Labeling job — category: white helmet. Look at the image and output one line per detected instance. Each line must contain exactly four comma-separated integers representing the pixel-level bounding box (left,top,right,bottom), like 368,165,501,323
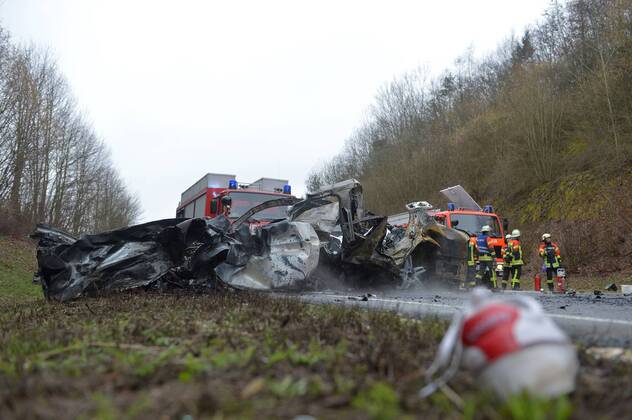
512,229,521,238
542,233,551,241
505,234,512,240
481,225,491,233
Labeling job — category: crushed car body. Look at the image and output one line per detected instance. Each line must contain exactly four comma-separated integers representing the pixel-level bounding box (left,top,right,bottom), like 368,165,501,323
289,180,468,288
32,179,468,301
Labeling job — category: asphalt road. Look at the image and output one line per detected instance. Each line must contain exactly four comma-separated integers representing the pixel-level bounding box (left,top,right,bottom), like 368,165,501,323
287,288,632,347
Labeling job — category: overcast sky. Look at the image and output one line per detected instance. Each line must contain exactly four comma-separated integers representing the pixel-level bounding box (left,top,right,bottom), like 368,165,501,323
1,0,551,221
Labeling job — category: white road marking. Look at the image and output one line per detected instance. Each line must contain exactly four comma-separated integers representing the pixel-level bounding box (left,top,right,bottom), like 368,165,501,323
304,293,632,327
548,313,632,326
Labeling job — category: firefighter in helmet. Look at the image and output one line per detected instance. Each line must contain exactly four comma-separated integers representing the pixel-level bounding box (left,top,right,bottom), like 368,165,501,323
501,234,513,290
465,238,478,289
539,233,562,291
510,229,524,290
221,195,232,217
475,225,497,289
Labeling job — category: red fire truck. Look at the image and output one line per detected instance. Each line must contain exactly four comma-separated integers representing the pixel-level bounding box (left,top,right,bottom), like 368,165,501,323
387,186,508,271
435,186,508,266
434,208,506,261
176,173,294,222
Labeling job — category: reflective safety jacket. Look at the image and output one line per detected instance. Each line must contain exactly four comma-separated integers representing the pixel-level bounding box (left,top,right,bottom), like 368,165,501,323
510,239,524,266
503,240,514,264
467,239,477,267
539,242,561,268
476,233,494,261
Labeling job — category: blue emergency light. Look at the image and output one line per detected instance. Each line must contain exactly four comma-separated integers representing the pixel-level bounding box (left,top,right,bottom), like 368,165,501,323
228,179,238,189
483,205,494,213
447,202,456,211
283,184,292,194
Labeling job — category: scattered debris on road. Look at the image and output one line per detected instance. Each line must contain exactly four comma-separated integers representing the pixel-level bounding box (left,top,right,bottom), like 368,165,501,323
605,283,618,292
348,293,377,302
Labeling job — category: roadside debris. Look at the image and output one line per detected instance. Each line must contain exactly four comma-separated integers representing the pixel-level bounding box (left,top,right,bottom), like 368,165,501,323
623,285,632,296
586,347,632,363
31,179,469,301
594,290,603,296
605,283,618,292
348,293,377,301
420,288,578,401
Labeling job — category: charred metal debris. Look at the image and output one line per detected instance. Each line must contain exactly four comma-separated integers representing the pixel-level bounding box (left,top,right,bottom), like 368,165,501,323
31,179,468,301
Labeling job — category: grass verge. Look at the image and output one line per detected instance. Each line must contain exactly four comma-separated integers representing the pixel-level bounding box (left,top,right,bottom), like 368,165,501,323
2,236,631,418
0,235,40,302
1,291,631,419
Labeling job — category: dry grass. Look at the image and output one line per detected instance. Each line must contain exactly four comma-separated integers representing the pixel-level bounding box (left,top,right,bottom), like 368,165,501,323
0,235,40,301
2,237,632,419
0,291,631,419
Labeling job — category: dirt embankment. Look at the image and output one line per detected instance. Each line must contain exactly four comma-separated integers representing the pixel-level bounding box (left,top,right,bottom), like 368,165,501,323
499,169,632,280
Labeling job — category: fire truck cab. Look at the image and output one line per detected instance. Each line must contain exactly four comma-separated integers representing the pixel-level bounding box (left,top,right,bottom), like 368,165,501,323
435,185,509,265
433,205,507,263
176,173,294,222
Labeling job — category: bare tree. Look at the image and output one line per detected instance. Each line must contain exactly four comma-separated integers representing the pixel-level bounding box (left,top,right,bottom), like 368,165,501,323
0,26,141,236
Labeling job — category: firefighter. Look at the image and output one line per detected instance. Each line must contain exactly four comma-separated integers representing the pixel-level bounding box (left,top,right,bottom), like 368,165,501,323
539,233,562,291
510,229,524,290
501,234,513,290
475,225,497,289
221,196,232,217
465,238,478,289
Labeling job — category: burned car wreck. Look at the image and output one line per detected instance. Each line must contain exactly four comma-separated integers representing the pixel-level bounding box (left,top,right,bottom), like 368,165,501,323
32,179,468,301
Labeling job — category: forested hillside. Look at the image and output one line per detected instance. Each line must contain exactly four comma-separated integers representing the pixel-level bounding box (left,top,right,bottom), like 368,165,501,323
308,0,632,274
0,26,140,237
